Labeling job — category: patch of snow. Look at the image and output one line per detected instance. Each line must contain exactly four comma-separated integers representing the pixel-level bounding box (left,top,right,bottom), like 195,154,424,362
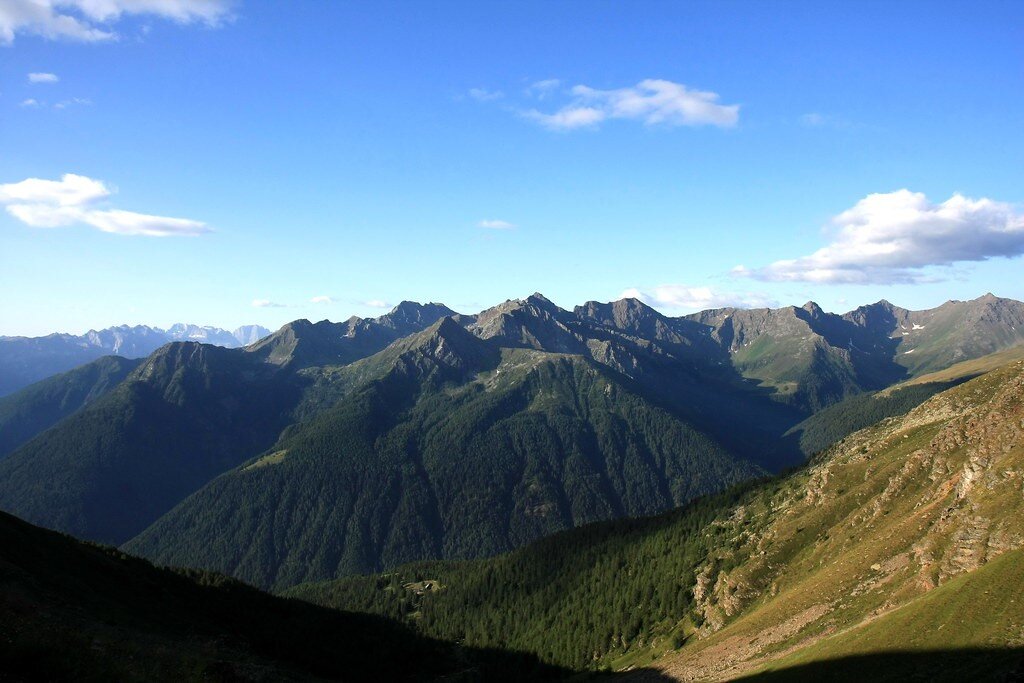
904,349,915,354
902,332,909,336
912,324,925,330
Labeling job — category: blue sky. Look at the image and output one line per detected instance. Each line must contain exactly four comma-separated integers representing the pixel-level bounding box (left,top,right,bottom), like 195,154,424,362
1,0,1022,336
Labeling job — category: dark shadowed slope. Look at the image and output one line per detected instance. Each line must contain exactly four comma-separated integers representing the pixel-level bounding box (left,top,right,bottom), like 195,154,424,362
0,510,581,683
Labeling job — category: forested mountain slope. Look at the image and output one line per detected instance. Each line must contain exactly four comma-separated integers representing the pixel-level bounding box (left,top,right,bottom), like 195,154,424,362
0,355,141,459
0,343,301,544
0,303,455,545
126,318,758,588
287,358,1024,680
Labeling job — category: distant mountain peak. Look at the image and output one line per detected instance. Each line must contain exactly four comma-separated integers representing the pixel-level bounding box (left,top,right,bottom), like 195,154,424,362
389,300,424,316
524,292,557,308
800,301,823,315
576,297,666,332
976,292,1000,303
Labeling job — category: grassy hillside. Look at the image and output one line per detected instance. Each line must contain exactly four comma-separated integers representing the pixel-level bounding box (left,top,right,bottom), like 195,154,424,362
736,549,1024,681
885,341,1024,389
652,358,1024,681
287,358,1024,680
0,510,577,683
127,321,759,589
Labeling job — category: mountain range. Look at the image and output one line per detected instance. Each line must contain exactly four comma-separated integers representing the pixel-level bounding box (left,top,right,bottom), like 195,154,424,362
2,324,1021,680
1,291,1024,680
0,323,272,396
0,292,1022,595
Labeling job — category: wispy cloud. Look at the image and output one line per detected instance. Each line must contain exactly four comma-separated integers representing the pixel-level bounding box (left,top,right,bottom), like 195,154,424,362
364,299,390,309
734,190,1024,284
17,96,93,110
800,112,825,126
54,97,92,109
252,299,286,308
525,79,560,98
799,112,851,129
477,219,516,230
0,173,209,237
468,87,503,102
310,295,333,304
524,79,739,131
621,285,776,312
0,0,234,45
27,72,58,83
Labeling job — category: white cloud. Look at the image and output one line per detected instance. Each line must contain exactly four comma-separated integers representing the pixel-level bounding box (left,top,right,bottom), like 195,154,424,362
0,173,108,205
0,0,233,44
0,173,209,237
19,98,39,107
310,295,333,304
252,299,285,308
525,79,739,131
800,112,825,126
525,106,604,130
364,299,390,309
477,219,516,230
526,79,560,98
621,285,777,313
468,87,503,102
735,190,1024,285
27,72,58,83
